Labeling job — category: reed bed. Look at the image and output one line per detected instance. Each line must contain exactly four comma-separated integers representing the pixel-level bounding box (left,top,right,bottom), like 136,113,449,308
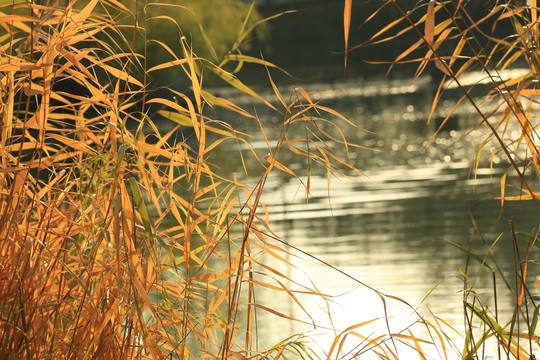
0,0,437,359
343,0,540,358
7,0,540,359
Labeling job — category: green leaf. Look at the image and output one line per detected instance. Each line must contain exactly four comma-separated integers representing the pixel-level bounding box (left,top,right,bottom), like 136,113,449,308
530,305,540,335
128,177,153,241
208,64,276,110
141,112,166,143
112,144,126,178
223,54,292,77
444,239,493,271
237,0,256,43
466,303,501,331
155,234,179,273
128,178,180,270
157,110,194,127
516,231,540,249
199,23,219,63
466,302,531,357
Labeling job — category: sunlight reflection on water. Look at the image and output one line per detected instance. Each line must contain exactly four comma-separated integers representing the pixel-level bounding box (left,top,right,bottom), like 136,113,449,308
247,165,538,359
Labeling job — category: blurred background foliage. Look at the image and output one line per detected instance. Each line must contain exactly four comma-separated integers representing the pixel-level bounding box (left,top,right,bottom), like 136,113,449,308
127,0,269,90
0,1,510,87
43,0,269,91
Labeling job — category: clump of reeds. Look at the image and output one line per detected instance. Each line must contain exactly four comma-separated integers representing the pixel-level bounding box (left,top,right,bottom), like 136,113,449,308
343,0,540,358
0,0,411,359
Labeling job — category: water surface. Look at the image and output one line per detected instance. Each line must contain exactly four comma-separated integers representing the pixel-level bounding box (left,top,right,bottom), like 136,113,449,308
205,73,540,358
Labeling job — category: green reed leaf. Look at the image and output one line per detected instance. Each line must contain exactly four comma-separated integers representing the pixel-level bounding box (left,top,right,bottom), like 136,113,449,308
157,110,194,127
466,303,501,331
199,23,219,63
444,239,493,271
223,54,292,76
466,302,531,357
516,231,540,249
128,177,153,241
238,0,255,43
155,234,179,273
208,64,276,110
530,305,540,335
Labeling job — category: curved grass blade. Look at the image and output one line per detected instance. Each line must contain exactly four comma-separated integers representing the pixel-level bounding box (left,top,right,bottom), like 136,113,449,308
443,238,493,271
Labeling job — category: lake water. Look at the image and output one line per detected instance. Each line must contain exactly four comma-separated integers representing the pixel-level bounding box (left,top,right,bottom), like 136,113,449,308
202,72,540,359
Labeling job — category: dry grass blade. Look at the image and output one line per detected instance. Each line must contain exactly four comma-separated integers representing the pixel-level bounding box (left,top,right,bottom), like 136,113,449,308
425,1,435,57
338,0,540,359
0,0,449,359
344,0,352,68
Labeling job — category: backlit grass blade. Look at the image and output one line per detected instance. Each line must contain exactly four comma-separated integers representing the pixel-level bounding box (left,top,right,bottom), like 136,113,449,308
516,231,540,249
444,239,493,271
344,0,352,67
530,305,540,335
237,0,256,48
425,0,435,48
200,88,255,118
157,109,194,127
198,23,219,63
147,58,190,73
208,64,276,110
128,177,153,241
466,303,531,359
232,9,296,53
222,54,292,77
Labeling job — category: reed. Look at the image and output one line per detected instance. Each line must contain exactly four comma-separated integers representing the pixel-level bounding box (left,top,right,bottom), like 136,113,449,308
0,1,417,359
343,0,540,358
9,0,535,359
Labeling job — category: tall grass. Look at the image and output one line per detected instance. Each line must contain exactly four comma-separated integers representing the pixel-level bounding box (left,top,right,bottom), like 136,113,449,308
0,1,437,359
10,0,540,359
343,0,540,358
